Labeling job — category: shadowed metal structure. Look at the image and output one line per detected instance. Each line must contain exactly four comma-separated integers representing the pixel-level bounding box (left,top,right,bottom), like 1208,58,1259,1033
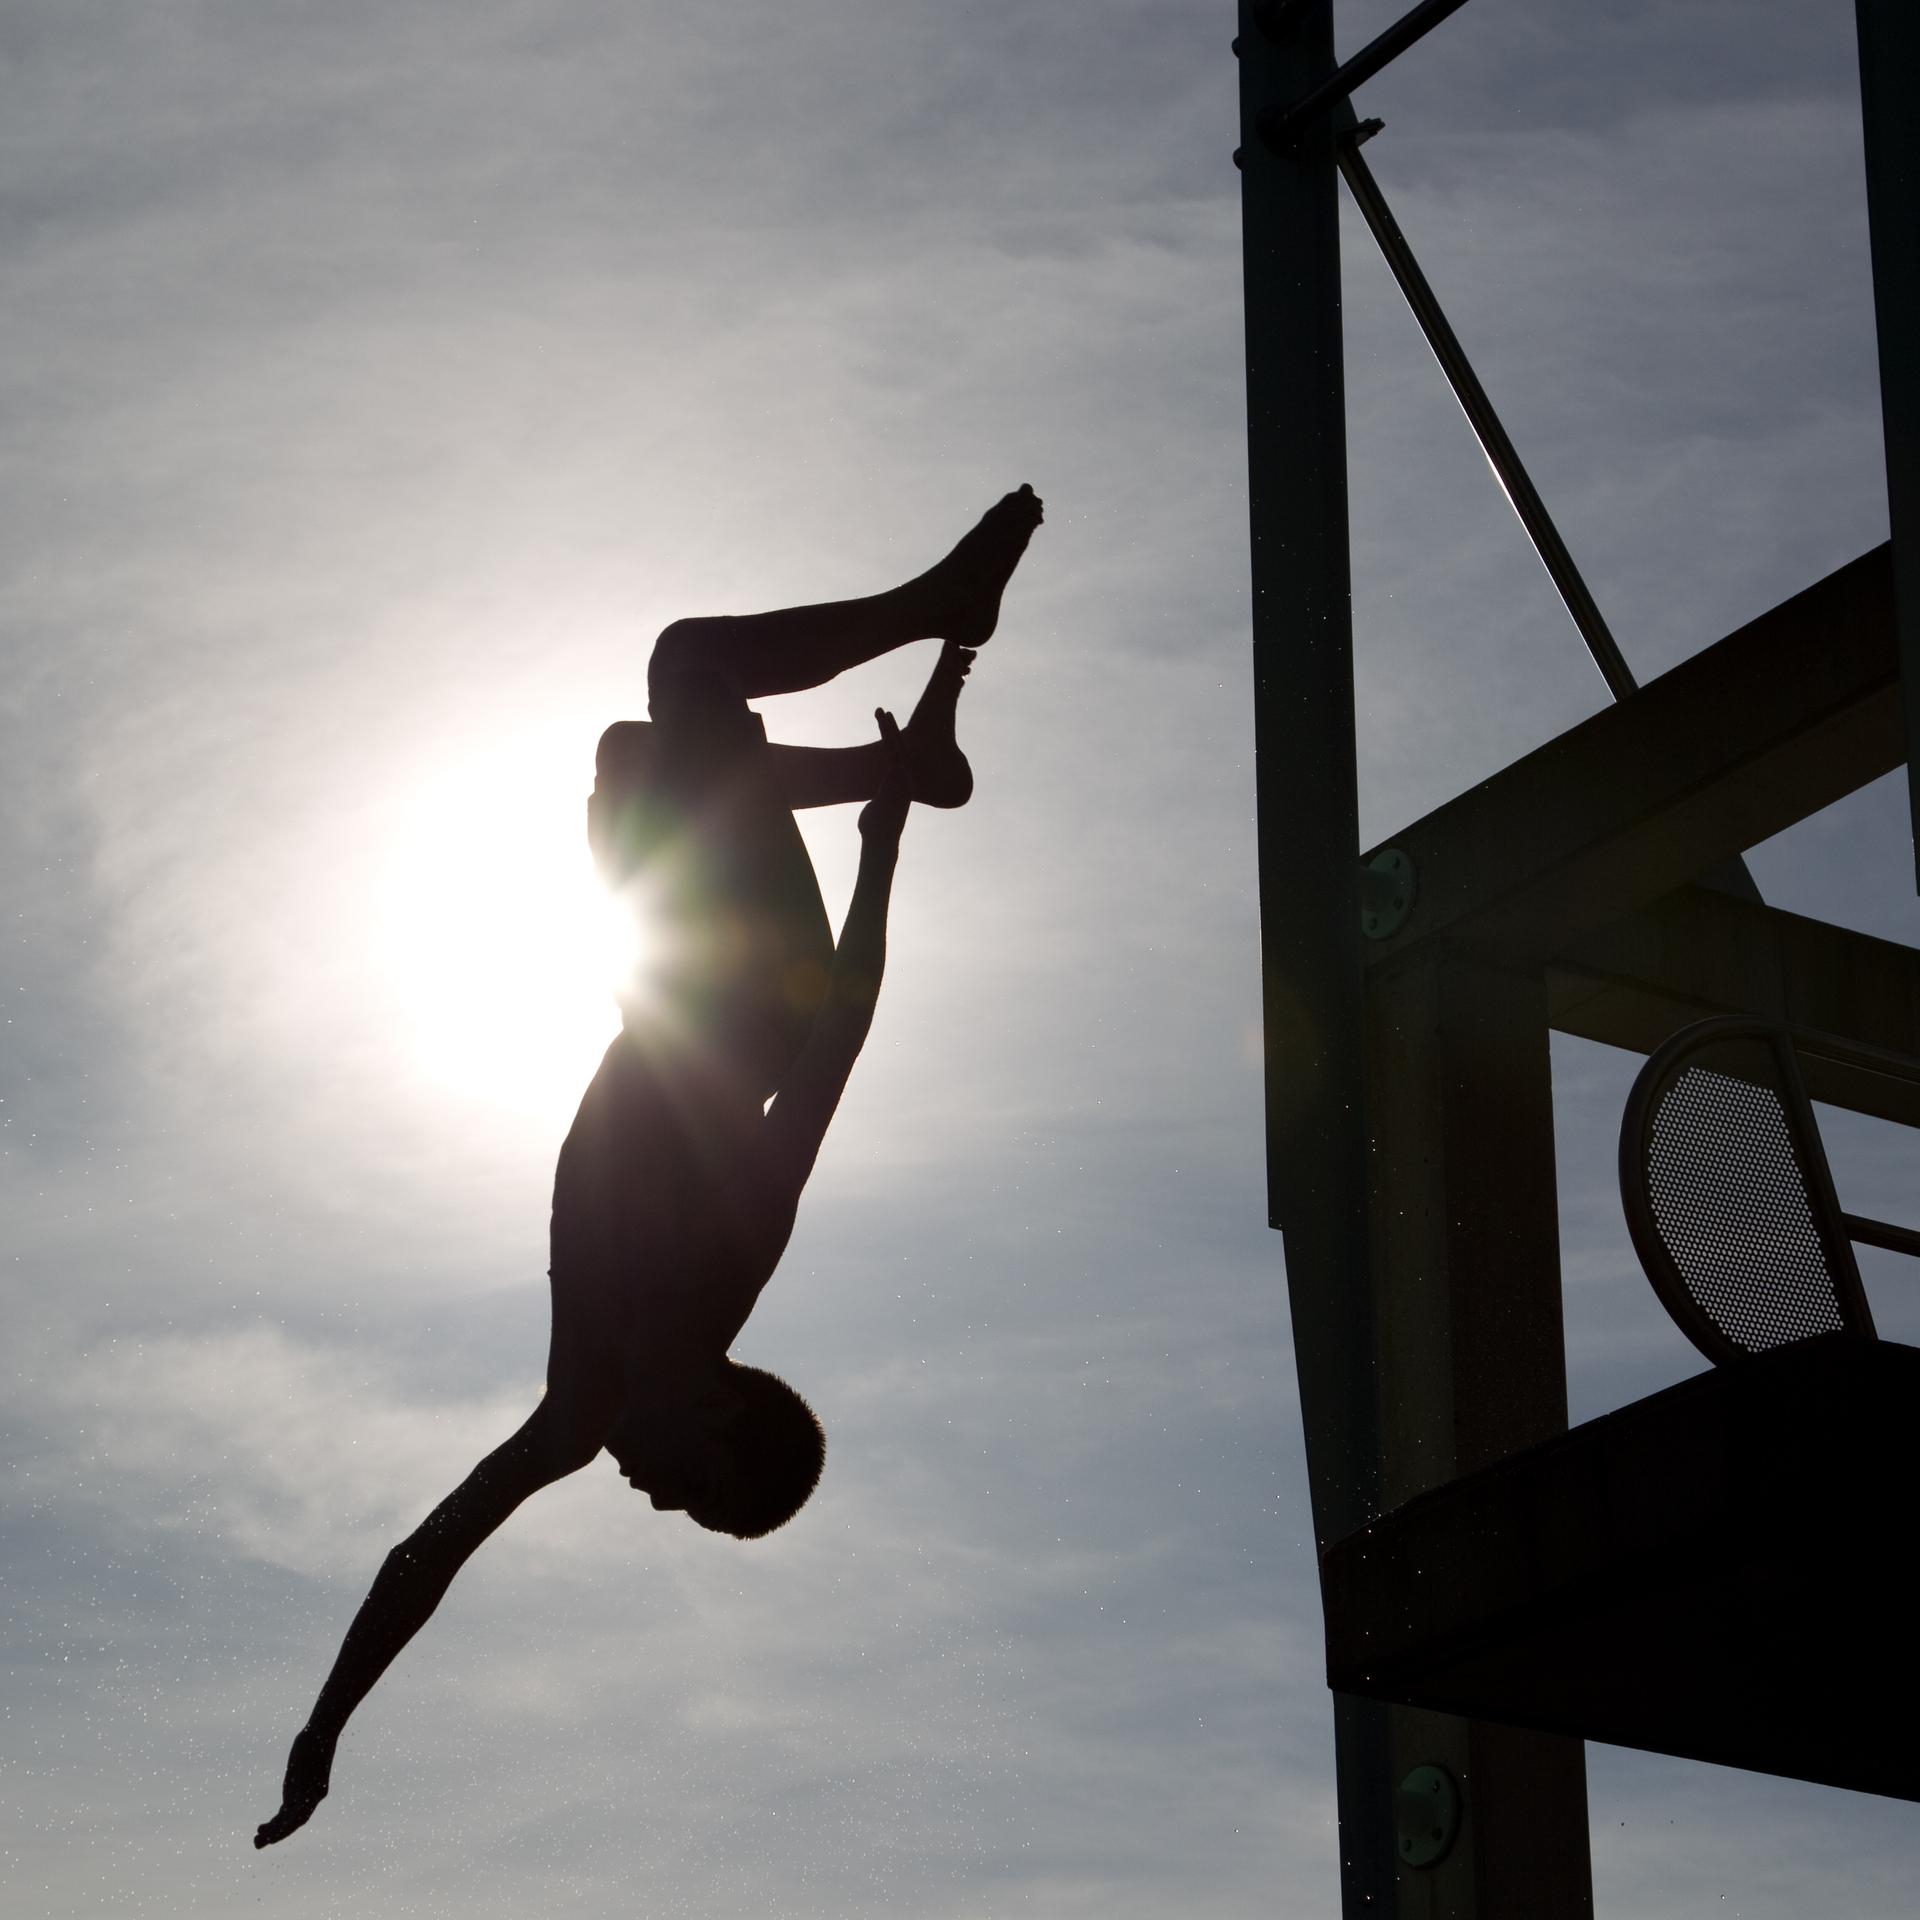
1236,3,1920,1911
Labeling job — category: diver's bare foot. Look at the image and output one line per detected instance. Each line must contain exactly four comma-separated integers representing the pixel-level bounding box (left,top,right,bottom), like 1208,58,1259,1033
902,485,1044,649
903,643,976,809
254,1724,335,1848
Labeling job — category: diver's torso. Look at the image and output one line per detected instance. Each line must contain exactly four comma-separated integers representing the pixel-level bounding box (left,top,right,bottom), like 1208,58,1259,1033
549,1033,775,1360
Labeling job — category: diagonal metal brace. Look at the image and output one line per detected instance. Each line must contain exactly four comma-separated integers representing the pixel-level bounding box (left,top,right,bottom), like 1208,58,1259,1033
1259,0,1474,151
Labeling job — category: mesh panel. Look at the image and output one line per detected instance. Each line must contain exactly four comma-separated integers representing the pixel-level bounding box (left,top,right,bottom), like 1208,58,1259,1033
1644,1055,1850,1355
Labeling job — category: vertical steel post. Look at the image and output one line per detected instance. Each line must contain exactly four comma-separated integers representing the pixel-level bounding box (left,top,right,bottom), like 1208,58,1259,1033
1236,0,1373,1560
1240,7,1593,1909
1366,959,1595,1914
1855,0,1920,888
1236,3,1392,1909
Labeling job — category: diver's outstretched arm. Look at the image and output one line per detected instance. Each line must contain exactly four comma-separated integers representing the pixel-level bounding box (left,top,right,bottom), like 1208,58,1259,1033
253,1395,608,1848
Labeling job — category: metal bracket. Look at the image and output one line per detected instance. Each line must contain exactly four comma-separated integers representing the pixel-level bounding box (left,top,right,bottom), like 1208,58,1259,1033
1360,847,1417,941
1395,1763,1460,1869
1261,0,1474,151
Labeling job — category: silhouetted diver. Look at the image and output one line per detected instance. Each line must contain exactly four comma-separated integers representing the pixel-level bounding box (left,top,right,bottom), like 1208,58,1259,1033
255,485,1044,1846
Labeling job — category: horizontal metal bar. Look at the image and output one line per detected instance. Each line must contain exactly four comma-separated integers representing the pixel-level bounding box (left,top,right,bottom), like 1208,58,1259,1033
1548,886,1920,1125
1363,545,1897,967
1260,0,1473,149
1845,1213,1920,1260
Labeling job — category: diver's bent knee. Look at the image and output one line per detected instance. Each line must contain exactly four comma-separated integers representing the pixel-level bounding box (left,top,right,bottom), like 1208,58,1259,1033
648,617,721,685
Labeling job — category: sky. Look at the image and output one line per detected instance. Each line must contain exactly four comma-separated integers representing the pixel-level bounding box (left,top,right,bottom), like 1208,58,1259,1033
2,1,1914,1914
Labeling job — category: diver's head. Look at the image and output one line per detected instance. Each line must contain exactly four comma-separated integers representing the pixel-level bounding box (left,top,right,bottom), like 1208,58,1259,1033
608,1361,825,1541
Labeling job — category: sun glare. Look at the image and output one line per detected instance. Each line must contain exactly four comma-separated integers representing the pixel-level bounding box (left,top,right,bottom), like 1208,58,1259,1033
372,741,638,1128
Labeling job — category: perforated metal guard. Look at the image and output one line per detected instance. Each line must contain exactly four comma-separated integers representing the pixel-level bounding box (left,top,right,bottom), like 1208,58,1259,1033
1643,1059,1850,1356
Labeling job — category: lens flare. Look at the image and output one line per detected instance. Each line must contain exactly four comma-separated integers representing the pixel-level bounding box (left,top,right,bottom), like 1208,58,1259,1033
372,744,635,1127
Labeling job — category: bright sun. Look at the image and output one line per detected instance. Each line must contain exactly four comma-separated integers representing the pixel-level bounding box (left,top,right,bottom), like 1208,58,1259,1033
371,736,638,1127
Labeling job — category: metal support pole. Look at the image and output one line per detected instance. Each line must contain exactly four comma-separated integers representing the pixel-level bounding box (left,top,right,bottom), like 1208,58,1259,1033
1236,0,1374,1550
1236,4,1393,1910
1242,9,1598,1910
1854,0,1920,890
1366,959,1595,1915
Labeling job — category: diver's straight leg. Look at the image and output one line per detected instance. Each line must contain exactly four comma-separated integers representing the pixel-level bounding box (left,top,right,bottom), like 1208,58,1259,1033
650,486,1041,702
755,717,912,1208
